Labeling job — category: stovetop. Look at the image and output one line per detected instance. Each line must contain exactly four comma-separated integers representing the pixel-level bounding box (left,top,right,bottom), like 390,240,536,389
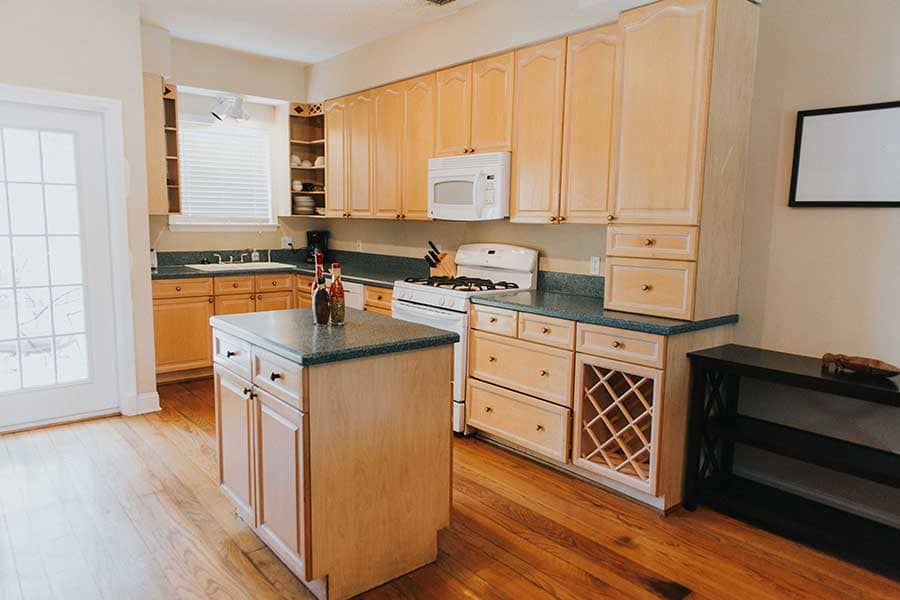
403,276,520,292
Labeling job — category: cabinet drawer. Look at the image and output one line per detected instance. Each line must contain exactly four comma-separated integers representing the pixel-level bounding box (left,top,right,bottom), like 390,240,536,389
467,379,569,463
517,313,575,350
296,274,315,297
576,323,666,369
152,277,213,299
470,305,517,337
255,273,294,293
604,258,696,320
469,330,573,408
252,347,306,412
607,225,699,261
364,286,393,311
215,276,254,296
213,329,252,380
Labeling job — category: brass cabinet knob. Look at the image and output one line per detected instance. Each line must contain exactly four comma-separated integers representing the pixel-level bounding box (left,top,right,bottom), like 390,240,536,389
535,424,545,432
233,282,239,288
641,284,652,292
488,356,497,363
549,215,558,223
377,295,383,301
401,214,407,220
558,216,567,223
541,327,550,334
175,286,182,292
643,238,655,247
484,406,493,413
539,370,549,377
272,281,278,286
208,297,214,303
489,316,498,324
257,295,263,300
607,214,616,222
611,340,622,349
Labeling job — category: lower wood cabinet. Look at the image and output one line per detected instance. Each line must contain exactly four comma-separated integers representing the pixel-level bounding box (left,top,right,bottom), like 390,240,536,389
152,295,214,373
255,291,294,312
216,294,257,316
214,366,255,525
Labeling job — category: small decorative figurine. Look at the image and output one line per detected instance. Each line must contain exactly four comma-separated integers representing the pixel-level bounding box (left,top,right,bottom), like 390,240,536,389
822,353,900,378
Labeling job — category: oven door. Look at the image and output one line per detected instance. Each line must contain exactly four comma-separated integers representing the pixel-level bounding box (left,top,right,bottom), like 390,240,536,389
391,299,469,432
428,171,487,221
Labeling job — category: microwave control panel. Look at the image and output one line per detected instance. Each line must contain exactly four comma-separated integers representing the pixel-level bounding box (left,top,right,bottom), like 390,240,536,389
484,174,496,206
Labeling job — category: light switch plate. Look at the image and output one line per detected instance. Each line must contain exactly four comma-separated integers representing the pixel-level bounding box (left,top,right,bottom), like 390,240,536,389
356,240,363,251
589,256,601,275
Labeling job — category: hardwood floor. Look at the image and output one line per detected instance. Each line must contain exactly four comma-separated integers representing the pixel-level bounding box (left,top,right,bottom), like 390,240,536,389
0,380,897,599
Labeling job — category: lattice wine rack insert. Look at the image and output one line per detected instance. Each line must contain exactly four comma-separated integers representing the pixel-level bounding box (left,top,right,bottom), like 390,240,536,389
574,359,660,492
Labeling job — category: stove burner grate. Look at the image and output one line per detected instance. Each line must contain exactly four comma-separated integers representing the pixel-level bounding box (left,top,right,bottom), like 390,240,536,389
403,276,520,292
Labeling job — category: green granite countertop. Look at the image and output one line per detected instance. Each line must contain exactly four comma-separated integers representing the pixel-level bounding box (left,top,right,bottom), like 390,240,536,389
152,264,400,288
210,308,459,366
471,291,738,336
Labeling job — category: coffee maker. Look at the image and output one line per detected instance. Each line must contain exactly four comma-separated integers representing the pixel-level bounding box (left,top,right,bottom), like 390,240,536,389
305,230,330,264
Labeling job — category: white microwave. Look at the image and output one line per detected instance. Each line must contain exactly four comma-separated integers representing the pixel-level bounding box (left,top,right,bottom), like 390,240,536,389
427,151,510,221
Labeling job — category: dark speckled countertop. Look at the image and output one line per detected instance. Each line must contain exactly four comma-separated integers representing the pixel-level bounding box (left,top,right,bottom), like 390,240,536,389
471,291,738,336
211,308,459,366
152,263,406,288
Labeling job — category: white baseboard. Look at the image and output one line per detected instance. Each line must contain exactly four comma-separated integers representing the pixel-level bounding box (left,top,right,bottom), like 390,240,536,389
123,391,161,416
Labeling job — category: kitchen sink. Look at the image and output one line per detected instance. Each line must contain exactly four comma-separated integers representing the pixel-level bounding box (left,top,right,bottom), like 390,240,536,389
185,262,296,272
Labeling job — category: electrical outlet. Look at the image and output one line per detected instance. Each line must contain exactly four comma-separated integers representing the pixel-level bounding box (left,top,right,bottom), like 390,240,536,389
589,256,601,275
281,236,293,249
356,240,363,251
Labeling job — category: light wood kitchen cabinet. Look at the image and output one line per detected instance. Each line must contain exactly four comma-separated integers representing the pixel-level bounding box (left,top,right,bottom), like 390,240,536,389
255,291,294,312
611,0,715,225
296,274,314,308
604,257,697,320
401,74,436,220
371,84,404,219
434,64,472,156
559,25,619,224
510,39,567,224
347,93,373,217
143,73,169,216
216,294,257,316
152,295,214,373
215,366,256,525
254,387,309,576
470,52,515,153
324,97,348,218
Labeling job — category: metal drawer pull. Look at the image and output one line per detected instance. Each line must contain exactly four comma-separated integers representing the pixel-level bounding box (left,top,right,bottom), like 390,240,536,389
232,282,239,288
541,327,550,334
488,356,497,363
539,370,549,377
643,238,655,247
226,350,237,358
175,286,182,292
535,424,544,432
270,372,283,381
272,281,278,286
242,387,252,396
489,316,498,324
611,341,622,349
640,284,652,292
484,406,493,413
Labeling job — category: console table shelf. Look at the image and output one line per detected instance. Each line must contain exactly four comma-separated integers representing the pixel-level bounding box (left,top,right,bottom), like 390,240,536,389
685,344,900,580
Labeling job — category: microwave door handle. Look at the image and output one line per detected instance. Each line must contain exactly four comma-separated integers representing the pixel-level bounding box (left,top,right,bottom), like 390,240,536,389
473,172,487,218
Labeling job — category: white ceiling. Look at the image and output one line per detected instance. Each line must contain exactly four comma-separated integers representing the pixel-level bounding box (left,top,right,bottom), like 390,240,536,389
139,0,482,64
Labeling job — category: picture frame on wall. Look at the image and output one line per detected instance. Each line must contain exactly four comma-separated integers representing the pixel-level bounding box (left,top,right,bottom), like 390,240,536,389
788,100,900,207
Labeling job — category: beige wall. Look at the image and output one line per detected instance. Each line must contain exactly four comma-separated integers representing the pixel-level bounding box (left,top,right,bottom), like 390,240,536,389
734,0,900,524
0,0,156,396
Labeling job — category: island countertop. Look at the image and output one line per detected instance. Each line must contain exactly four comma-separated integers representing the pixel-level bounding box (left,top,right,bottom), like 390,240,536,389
210,307,459,366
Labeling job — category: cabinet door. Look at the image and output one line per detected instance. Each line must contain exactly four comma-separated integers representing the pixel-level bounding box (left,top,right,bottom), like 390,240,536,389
255,291,294,312
560,26,618,224
510,39,567,224
214,366,255,525
612,0,715,225
324,97,347,217
153,295,214,373
143,73,168,216
255,388,310,578
434,63,472,156
470,52,515,153
296,292,312,309
347,92,373,217
401,74,436,221
215,294,256,316
371,84,404,219
572,354,663,495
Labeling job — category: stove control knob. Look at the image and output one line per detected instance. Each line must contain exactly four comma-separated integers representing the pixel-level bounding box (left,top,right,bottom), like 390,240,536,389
439,298,447,307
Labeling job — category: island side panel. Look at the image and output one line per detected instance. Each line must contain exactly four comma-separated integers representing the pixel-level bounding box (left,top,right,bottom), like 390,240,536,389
307,345,453,600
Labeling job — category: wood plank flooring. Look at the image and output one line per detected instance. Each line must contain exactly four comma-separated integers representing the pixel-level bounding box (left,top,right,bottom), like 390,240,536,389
0,379,897,599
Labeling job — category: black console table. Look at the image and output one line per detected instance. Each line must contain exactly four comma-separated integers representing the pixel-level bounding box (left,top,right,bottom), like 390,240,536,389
684,344,900,580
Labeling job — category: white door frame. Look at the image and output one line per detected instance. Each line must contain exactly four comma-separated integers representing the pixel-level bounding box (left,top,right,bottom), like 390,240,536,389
0,83,138,420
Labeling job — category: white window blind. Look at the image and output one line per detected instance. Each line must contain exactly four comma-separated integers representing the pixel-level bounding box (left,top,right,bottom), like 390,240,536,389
170,119,274,229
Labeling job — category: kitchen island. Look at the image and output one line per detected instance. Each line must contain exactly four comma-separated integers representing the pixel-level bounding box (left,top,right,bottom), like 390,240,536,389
210,308,458,600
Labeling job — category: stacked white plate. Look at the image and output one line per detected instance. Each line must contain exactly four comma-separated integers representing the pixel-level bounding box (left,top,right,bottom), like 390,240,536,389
293,195,316,215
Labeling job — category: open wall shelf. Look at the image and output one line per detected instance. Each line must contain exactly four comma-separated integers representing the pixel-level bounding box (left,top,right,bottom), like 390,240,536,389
289,103,327,217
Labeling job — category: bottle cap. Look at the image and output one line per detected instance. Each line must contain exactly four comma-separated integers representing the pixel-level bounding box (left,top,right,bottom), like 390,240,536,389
331,262,340,269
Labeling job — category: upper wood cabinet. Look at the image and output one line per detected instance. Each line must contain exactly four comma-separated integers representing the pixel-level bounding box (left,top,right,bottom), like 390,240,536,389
560,25,619,224
401,74,436,221
347,93,374,217
372,84,404,219
470,53,515,153
434,64,472,156
611,0,715,225
324,97,348,218
510,39,567,224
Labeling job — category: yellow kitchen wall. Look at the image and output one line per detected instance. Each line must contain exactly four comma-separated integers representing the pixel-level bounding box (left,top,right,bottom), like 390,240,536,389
0,0,157,399
733,0,900,525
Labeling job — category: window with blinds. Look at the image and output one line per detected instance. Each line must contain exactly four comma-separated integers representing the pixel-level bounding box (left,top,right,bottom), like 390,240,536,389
170,119,274,229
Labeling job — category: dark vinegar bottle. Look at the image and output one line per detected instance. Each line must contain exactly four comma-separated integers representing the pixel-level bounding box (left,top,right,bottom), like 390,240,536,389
313,276,331,325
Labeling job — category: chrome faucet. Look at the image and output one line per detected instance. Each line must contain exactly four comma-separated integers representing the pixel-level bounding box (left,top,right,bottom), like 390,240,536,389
239,252,250,263
213,253,223,264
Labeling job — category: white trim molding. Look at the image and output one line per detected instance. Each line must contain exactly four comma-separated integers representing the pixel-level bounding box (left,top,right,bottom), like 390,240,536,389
0,83,141,419
125,392,162,416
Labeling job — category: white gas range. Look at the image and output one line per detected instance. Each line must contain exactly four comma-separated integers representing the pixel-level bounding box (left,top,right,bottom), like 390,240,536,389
391,244,539,432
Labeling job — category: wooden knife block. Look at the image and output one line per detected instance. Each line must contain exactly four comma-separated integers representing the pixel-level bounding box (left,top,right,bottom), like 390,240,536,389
429,253,457,279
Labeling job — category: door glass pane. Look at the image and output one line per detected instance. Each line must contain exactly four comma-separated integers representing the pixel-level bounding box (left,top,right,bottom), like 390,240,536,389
45,185,79,234
2,129,42,183
0,126,89,392
49,237,82,285
12,237,49,286
20,337,54,388
55,334,87,383
40,132,77,184
433,180,473,206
